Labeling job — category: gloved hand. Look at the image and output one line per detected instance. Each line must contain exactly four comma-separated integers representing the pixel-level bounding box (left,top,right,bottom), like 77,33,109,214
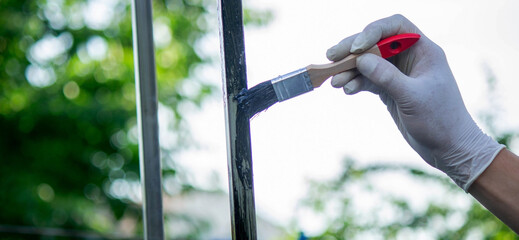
326,14,504,191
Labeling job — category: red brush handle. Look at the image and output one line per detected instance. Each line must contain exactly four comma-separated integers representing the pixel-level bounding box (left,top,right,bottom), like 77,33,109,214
376,33,421,58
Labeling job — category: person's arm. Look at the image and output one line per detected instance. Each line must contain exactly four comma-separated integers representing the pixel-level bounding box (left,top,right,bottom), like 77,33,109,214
326,14,517,230
469,149,519,233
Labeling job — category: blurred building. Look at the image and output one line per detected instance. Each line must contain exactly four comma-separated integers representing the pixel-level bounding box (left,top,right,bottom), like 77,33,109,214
164,190,286,239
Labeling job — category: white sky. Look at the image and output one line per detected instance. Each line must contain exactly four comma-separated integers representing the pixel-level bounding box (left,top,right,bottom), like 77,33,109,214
175,0,519,235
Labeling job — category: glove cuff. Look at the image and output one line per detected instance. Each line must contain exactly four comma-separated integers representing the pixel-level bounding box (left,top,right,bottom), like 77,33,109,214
462,141,505,192
442,129,505,192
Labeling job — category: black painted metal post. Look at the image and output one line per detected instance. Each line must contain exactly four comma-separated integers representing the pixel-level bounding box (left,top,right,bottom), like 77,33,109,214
131,0,165,239
217,0,258,239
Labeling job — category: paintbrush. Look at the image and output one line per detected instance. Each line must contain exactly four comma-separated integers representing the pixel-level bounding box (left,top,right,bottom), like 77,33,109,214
236,33,421,118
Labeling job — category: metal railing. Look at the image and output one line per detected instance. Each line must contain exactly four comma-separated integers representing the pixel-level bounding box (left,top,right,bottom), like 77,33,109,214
217,0,258,239
131,0,164,239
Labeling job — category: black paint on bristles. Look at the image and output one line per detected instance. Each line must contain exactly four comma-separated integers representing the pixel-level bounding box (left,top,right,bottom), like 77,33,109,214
235,81,279,119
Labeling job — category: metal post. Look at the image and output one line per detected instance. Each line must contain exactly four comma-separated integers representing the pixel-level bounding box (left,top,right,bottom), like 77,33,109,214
131,0,164,239
217,0,258,239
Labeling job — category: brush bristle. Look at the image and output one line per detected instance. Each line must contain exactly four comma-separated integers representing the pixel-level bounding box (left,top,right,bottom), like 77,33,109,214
236,81,279,119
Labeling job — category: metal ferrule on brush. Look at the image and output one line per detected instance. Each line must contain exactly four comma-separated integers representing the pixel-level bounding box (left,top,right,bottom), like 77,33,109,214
270,68,313,102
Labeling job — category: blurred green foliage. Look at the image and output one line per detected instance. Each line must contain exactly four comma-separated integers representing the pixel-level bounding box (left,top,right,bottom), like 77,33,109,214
0,0,269,238
299,160,518,239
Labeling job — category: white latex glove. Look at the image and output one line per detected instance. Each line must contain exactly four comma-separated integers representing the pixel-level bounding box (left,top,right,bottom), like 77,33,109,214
326,14,504,191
